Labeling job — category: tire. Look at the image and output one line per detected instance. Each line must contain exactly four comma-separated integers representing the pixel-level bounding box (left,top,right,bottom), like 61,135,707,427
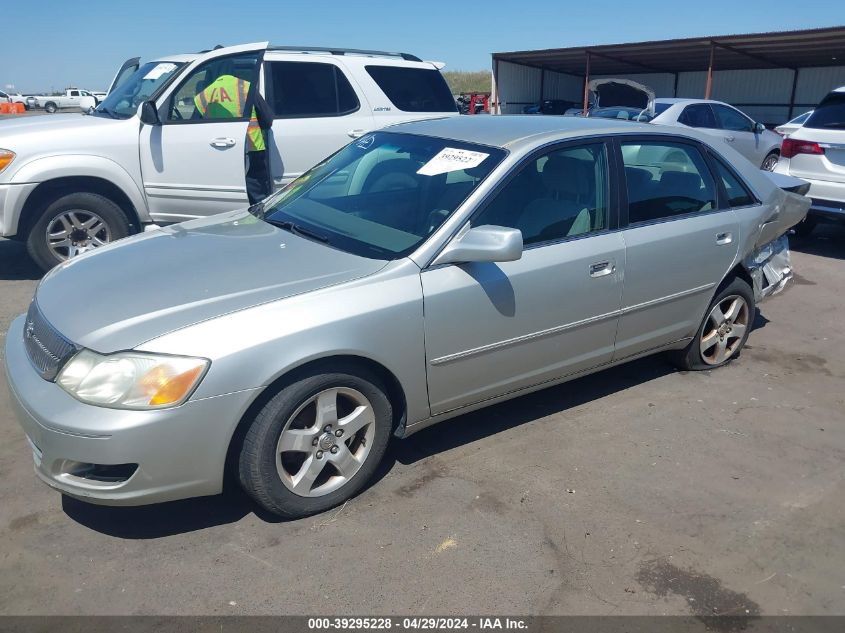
238,366,393,518
44,101,57,114
761,152,779,172
670,277,755,371
793,216,817,237
25,191,130,271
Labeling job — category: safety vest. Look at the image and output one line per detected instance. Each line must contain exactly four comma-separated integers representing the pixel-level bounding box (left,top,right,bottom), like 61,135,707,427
194,74,265,152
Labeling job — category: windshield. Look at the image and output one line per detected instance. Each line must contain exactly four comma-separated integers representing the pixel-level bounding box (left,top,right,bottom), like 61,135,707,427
262,132,506,259
95,61,185,119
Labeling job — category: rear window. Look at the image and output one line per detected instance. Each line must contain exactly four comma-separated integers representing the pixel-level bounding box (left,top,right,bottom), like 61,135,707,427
365,65,457,113
805,92,845,130
268,61,359,118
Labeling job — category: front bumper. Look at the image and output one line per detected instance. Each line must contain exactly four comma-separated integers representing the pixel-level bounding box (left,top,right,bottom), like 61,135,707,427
4,315,260,506
0,182,39,237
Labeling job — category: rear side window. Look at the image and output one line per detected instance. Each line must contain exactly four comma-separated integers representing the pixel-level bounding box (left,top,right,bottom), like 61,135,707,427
679,104,717,128
621,141,717,224
711,157,756,208
268,61,359,118
805,92,845,130
365,65,457,113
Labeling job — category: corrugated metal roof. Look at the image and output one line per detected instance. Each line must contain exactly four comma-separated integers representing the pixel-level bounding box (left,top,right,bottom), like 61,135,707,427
494,27,845,75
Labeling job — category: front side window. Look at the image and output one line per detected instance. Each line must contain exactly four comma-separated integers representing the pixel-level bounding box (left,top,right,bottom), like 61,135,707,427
263,132,505,259
365,65,457,113
679,104,717,129
621,141,717,224
472,143,609,246
166,53,260,122
95,61,185,119
713,104,754,132
267,61,359,117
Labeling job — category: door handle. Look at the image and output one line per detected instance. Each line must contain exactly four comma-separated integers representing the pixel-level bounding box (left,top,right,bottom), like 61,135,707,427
716,232,733,245
589,261,615,278
210,137,236,148
347,129,367,138
724,135,735,142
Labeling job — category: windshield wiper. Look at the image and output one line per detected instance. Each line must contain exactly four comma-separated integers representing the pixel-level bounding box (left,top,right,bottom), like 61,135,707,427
94,106,117,119
265,218,329,243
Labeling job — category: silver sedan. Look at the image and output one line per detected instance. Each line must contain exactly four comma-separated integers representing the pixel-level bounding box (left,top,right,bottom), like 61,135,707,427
5,116,810,518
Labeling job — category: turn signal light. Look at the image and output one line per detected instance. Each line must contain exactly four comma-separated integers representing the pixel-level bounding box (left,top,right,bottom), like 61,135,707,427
781,138,824,159
0,150,15,174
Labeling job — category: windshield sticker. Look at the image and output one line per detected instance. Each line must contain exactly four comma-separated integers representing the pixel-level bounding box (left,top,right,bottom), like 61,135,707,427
355,135,375,149
417,148,489,176
143,63,177,80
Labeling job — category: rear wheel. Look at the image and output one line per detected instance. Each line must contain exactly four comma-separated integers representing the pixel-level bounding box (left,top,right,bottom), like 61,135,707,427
238,367,393,518
761,152,779,171
44,101,57,113
26,192,130,271
670,277,754,371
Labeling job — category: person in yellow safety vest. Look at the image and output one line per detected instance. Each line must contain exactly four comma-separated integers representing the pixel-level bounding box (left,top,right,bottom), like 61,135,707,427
194,74,274,203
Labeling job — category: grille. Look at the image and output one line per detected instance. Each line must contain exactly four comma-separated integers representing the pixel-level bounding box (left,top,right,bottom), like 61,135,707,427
23,302,77,381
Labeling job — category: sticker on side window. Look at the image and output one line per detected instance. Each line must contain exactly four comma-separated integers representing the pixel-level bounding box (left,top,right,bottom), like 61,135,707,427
417,148,489,176
143,63,177,80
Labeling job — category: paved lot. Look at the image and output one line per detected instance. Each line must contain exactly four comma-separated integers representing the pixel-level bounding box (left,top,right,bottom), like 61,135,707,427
0,227,843,617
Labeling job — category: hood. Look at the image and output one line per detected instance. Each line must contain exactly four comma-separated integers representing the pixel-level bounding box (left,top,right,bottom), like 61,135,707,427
35,210,388,352
1,114,135,181
588,78,655,116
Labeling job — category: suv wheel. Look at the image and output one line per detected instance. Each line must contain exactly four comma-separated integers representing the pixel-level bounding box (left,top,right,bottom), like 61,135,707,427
238,367,392,518
761,152,779,171
670,277,755,371
26,192,130,271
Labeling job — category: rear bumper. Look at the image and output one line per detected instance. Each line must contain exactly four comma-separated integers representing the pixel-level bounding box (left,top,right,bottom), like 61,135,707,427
808,197,845,222
4,315,260,506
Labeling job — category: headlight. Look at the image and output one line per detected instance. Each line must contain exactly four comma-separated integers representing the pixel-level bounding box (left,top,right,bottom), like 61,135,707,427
0,149,15,174
57,350,209,410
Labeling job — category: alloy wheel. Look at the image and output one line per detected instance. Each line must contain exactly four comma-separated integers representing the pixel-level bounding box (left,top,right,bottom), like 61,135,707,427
700,294,750,365
275,387,376,497
46,210,112,260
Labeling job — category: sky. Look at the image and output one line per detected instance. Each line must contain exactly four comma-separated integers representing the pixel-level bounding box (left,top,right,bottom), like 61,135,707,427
2,0,844,92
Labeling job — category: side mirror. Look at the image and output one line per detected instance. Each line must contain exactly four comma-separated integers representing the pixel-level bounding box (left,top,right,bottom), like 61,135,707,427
754,122,766,134
139,100,160,126
432,225,523,266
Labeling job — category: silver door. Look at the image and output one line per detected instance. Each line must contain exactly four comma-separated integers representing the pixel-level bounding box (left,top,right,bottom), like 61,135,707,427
422,141,624,415
614,139,739,360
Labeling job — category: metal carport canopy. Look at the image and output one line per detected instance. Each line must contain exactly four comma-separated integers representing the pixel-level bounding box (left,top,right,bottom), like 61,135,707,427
493,27,845,76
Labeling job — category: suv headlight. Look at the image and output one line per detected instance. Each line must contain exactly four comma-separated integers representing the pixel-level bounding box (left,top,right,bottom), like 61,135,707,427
0,149,15,174
57,350,209,410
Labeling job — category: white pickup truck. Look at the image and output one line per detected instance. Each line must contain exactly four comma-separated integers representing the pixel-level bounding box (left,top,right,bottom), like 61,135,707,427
30,89,98,113
0,42,458,270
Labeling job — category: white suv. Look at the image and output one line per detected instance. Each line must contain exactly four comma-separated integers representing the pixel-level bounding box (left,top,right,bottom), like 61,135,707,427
0,42,458,270
774,87,845,236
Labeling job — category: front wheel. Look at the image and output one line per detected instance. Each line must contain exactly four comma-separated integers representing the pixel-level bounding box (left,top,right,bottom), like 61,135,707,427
26,192,130,271
238,367,393,518
670,277,755,371
761,152,779,172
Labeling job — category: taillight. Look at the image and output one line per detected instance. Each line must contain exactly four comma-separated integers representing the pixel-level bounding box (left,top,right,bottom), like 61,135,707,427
781,138,824,159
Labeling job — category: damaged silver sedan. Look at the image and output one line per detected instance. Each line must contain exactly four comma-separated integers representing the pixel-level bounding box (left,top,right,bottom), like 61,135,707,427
5,116,810,518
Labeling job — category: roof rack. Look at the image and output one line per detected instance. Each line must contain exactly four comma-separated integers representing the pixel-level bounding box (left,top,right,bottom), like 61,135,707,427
267,46,422,62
